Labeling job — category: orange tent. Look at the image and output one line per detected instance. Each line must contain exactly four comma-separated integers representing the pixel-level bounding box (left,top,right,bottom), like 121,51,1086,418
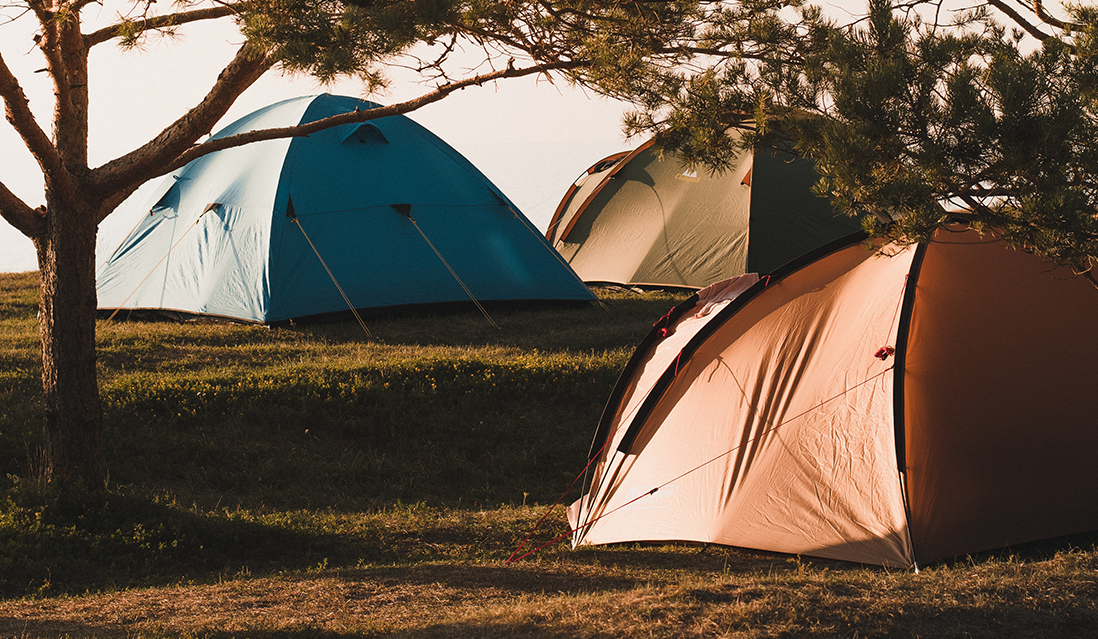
569,226,1098,568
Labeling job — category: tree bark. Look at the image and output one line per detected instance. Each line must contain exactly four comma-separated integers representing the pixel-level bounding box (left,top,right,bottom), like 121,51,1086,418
37,193,105,492
25,2,106,492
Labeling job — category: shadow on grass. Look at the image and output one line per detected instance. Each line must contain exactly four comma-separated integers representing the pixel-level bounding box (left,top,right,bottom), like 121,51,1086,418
289,291,688,353
391,604,1098,639
0,621,379,639
9,477,1098,598
0,490,346,599
88,291,691,516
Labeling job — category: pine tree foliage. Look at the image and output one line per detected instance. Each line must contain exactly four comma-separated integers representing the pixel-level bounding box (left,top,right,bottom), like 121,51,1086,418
626,0,1098,276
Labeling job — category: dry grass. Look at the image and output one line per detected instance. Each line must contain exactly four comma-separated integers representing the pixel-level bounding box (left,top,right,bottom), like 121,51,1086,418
3,544,1098,638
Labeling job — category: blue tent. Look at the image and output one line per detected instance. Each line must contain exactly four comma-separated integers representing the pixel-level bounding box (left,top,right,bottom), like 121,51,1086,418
96,94,595,323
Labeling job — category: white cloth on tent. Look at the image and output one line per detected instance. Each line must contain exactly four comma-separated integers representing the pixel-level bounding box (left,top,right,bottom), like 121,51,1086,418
694,273,760,317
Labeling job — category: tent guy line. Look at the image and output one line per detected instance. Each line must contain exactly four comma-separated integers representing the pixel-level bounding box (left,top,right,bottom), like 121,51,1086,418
289,212,375,339
402,209,501,330
505,436,612,564
503,200,604,310
575,364,898,545
509,362,898,565
95,94,597,323
105,207,212,323
96,207,155,279
570,227,1098,567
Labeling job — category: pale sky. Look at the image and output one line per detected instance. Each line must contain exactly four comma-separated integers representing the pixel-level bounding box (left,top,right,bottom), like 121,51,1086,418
0,9,635,272
0,1,1066,273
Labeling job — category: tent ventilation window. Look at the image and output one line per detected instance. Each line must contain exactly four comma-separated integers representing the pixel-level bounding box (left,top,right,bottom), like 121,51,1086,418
341,123,389,145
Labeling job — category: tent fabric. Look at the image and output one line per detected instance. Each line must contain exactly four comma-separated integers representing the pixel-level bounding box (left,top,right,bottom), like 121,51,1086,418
900,229,1098,563
569,226,1098,568
545,137,862,288
96,94,595,323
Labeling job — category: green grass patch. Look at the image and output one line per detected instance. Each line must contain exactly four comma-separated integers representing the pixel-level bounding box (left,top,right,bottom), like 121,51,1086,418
0,271,686,598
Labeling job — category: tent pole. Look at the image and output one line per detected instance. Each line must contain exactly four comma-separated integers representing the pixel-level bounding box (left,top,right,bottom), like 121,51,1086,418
290,216,375,339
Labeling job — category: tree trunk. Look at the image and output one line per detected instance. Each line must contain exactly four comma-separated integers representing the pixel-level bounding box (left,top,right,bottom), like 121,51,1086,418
37,195,105,492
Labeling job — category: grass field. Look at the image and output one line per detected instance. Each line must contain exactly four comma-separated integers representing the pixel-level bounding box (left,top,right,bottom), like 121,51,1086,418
2,270,1097,638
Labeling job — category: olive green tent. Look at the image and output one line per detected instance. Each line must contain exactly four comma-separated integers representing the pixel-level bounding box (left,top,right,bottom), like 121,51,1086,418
546,136,861,288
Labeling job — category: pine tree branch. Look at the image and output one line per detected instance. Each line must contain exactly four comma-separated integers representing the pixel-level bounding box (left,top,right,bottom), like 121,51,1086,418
1079,269,1098,290
69,0,102,12
0,50,64,182
27,2,62,63
27,1,91,166
84,4,243,48
91,43,274,210
29,2,75,116
1029,0,1073,30
55,10,89,169
153,59,586,178
0,179,44,239
987,0,1052,40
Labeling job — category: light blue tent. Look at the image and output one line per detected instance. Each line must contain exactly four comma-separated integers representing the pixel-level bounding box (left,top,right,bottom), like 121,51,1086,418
96,94,595,323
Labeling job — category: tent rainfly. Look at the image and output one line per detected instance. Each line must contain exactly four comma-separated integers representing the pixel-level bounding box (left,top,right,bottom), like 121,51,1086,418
96,94,595,323
545,135,862,288
568,226,1098,568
